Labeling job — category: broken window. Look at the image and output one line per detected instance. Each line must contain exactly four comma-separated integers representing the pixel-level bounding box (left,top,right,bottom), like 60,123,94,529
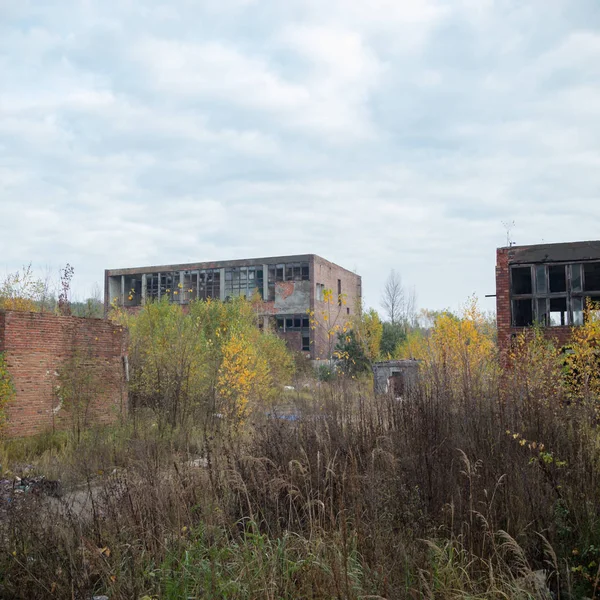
535,265,547,294
337,279,342,306
302,264,309,281
256,268,264,299
146,274,160,300
123,276,142,306
549,265,566,293
511,261,600,328
302,335,310,352
572,296,584,326
276,264,284,282
584,263,600,292
549,297,568,326
511,266,532,295
182,271,198,303
198,269,220,300
512,299,533,327
225,266,259,299
317,283,325,302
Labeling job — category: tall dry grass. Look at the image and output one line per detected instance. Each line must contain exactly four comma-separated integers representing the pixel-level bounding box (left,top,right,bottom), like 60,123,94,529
1,322,600,599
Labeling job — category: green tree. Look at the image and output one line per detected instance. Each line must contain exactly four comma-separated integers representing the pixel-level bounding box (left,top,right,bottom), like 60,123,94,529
380,321,406,358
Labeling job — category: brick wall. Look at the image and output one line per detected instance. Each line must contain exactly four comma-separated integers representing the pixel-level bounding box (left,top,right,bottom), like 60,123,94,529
496,247,511,352
311,256,362,360
0,311,127,438
496,247,575,354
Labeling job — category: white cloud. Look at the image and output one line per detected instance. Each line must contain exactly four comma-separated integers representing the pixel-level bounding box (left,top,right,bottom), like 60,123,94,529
1,0,600,312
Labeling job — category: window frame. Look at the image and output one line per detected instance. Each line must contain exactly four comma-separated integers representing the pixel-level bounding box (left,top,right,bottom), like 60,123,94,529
510,260,600,327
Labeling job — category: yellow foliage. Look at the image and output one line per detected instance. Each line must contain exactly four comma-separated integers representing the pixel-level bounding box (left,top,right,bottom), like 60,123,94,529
397,297,498,399
565,298,600,405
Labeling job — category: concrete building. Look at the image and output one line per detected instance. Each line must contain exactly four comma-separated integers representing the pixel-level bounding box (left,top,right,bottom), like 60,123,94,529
496,240,600,351
372,359,420,396
105,254,361,359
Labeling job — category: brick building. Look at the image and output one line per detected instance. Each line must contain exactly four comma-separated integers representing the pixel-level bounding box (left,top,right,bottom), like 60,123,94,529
105,254,362,359
496,241,600,351
0,310,128,438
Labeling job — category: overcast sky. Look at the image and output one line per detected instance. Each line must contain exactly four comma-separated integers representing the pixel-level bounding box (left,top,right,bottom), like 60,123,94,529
1,0,599,313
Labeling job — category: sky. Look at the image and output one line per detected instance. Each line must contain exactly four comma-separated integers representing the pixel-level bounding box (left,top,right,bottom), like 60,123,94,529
1,0,600,314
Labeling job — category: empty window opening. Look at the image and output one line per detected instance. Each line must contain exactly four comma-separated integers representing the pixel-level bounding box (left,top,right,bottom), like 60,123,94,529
549,297,568,326
276,264,285,281
301,264,309,281
317,283,325,302
511,266,532,295
513,298,533,327
337,279,342,305
584,263,600,292
549,265,567,293
302,335,310,352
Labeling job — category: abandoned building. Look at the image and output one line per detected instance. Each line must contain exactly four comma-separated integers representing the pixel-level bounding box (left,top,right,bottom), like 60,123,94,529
105,254,362,359
496,240,600,350
372,359,420,397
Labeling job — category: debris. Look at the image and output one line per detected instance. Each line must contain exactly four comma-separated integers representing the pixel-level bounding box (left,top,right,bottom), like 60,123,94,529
186,458,208,468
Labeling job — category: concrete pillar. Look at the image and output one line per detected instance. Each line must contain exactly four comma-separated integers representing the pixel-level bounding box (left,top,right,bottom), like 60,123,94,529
157,273,161,300
220,268,226,301
121,276,125,306
141,274,147,304
263,264,269,300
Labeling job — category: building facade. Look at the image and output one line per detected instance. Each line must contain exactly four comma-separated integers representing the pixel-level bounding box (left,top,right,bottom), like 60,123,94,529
496,241,600,351
105,254,362,359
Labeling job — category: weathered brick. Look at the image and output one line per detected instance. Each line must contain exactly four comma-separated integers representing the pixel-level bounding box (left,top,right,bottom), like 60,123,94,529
0,311,127,438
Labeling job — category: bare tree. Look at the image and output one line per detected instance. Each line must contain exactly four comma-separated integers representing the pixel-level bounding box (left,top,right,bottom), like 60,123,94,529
381,269,417,329
381,269,404,325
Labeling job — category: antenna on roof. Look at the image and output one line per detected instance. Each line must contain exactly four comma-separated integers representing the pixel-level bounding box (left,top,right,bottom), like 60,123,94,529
501,220,516,247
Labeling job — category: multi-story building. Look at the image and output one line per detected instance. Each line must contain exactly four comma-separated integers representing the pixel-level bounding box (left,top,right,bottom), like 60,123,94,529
496,240,600,350
105,254,361,359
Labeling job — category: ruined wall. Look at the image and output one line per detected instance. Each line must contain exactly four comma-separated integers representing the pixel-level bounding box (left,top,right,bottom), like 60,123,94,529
274,280,311,312
278,330,304,353
0,311,127,438
311,256,362,359
496,247,573,353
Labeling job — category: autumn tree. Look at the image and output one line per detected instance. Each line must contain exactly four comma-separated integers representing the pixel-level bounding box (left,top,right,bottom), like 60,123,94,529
396,297,498,401
117,296,294,428
0,264,48,312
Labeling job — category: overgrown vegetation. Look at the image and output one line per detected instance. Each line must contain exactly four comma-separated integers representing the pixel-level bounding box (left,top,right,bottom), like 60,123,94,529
0,353,15,433
0,264,103,317
0,295,599,599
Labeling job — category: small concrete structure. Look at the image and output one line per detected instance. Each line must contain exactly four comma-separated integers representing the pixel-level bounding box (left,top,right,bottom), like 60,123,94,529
372,359,420,396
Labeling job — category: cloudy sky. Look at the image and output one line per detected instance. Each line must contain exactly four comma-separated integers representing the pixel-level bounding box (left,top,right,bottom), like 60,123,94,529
1,0,599,313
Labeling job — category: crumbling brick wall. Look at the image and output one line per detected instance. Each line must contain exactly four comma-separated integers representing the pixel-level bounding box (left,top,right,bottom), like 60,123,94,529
0,311,127,438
